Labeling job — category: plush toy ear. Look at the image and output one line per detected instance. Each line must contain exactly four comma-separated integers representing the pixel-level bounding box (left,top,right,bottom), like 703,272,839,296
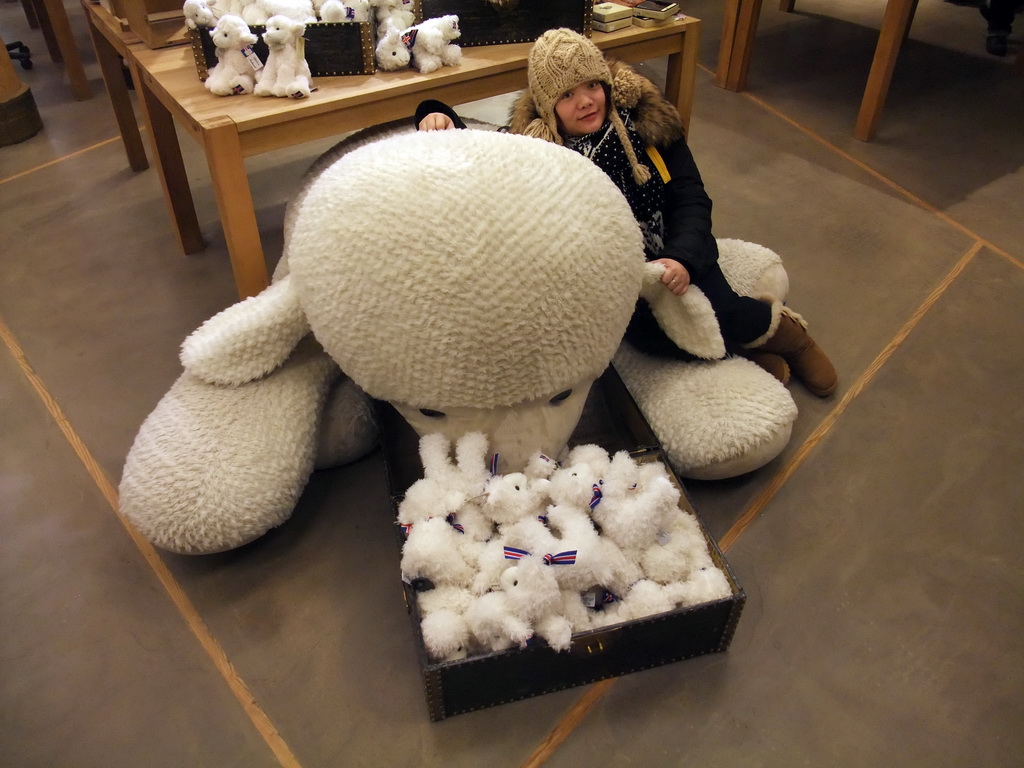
180,275,311,386
639,262,726,360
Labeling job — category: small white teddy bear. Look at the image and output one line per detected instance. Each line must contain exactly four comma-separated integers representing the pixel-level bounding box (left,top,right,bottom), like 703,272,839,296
375,15,461,74
204,14,260,96
255,14,312,98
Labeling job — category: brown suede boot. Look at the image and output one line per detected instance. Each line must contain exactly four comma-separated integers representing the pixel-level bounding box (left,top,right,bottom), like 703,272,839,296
748,306,837,397
738,349,791,386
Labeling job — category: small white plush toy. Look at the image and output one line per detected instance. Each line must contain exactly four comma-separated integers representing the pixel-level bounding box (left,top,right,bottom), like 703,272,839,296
638,511,713,585
397,433,493,541
543,503,640,597
592,455,680,552
669,565,734,608
204,14,261,96
254,0,316,22
183,0,218,28
254,15,312,98
401,516,484,590
464,590,532,653
317,0,368,21
500,556,573,651
417,584,475,661
371,0,414,36
481,472,550,527
375,15,461,74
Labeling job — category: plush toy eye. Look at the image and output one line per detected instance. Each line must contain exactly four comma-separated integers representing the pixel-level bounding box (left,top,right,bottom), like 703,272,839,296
419,408,446,418
549,389,572,404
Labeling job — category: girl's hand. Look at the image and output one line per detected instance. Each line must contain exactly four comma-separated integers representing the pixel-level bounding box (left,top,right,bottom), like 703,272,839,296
653,258,691,296
418,113,456,131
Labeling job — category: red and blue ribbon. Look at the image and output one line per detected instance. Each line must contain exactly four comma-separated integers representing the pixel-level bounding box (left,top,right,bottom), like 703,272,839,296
543,550,578,566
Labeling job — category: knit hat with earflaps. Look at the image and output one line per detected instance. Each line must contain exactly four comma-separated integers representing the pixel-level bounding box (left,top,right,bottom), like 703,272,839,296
523,28,651,185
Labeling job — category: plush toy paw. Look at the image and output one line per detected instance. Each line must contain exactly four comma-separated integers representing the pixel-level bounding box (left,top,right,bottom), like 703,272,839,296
120,343,348,553
614,348,796,480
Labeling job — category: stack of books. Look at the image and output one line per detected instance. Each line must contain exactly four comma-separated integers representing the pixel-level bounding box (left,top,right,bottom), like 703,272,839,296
592,0,681,31
592,2,635,32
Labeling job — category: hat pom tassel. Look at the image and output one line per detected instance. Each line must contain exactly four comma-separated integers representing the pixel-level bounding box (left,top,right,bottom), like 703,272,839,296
612,68,643,109
523,117,557,143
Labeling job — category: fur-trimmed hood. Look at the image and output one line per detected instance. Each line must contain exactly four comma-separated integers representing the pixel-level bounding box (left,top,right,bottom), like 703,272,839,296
508,59,686,148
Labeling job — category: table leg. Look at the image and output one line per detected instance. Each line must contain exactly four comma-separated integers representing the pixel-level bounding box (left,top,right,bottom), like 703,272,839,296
854,0,915,141
85,18,148,171
717,0,763,92
129,55,205,255
37,0,91,100
664,21,699,136
202,117,270,299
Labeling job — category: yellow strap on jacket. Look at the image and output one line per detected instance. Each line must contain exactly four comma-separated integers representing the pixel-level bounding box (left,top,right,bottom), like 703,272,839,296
645,145,671,183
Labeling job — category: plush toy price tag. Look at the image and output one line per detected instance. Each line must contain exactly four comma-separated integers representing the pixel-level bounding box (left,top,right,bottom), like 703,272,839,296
241,45,263,71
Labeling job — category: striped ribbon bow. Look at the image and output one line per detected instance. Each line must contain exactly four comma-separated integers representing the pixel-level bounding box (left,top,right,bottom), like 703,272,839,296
589,482,603,510
445,514,465,534
504,546,577,565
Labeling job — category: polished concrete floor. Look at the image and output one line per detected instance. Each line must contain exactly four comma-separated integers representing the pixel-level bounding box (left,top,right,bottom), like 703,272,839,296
2,0,1022,765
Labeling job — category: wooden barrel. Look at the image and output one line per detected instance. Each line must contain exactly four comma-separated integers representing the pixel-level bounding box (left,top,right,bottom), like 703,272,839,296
1,31,44,145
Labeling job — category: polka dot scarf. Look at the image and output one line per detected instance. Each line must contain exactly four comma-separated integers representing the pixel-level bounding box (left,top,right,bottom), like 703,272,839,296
567,108,666,259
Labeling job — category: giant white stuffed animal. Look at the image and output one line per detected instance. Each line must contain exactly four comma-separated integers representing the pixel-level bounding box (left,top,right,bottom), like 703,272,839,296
254,15,312,98
204,14,260,96
119,122,796,555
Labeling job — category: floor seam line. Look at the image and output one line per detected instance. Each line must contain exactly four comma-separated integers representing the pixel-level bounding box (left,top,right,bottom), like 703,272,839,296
0,135,123,186
694,66,1018,264
718,240,984,552
0,315,304,768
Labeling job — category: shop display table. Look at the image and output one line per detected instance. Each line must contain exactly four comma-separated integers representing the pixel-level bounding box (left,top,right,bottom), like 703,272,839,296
128,17,701,298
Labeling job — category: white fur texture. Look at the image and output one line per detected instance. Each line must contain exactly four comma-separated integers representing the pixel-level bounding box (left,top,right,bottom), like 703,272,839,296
180,277,308,386
640,263,726,360
287,130,646,409
119,343,340,553
614,349,797,480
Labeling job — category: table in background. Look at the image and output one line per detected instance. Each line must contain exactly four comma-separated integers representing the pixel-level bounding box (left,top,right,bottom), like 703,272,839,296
128,17,701,298
715,0,919,141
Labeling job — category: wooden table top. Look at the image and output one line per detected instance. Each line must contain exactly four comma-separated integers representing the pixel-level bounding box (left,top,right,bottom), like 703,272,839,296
130,18,700,152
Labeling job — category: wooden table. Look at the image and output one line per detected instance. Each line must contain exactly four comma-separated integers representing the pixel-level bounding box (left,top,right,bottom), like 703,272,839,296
19,0,91,99
715,0,918,141
128,17,701,298
81,0,148,170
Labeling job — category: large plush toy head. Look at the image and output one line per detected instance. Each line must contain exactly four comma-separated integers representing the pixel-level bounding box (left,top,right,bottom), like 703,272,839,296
182,129,648,471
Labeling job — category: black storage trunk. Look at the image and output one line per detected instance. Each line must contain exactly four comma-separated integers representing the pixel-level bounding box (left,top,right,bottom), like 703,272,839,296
419,0,592,46
378,366,745,721
189,21,376,79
